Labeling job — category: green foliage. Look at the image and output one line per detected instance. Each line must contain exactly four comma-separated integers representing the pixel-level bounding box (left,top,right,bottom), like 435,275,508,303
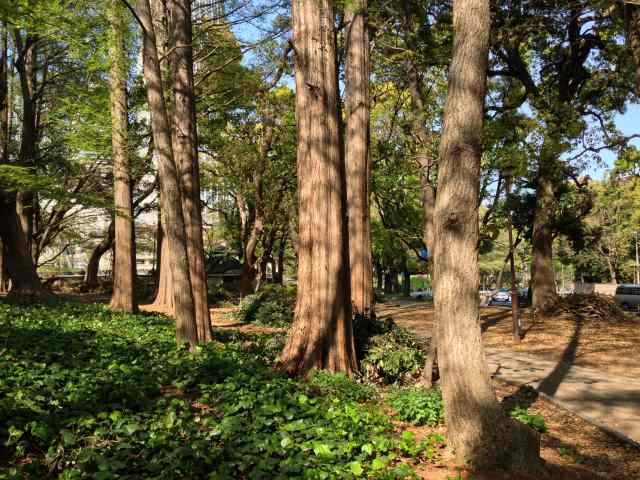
0,301,433,479
234,284,296,327
308,371,377,403
387,388,445,426
509,407,547,433
356,316,426,385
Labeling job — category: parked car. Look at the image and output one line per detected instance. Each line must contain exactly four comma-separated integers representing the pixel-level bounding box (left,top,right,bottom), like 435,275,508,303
488,288,530,307
614,284,640,312
410,288,432,300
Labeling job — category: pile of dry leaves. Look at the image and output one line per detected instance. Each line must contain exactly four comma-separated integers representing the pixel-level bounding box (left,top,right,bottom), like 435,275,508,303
547,293,630,323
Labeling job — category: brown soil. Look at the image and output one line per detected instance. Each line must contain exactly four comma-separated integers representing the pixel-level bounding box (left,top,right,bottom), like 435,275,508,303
377,300,640,379
378,300,640,479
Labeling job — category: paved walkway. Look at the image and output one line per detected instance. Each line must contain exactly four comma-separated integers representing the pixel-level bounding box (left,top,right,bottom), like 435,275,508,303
485,348,640,446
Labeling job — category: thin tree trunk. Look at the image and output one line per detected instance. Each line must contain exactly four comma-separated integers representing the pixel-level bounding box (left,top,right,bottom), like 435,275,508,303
1,22,8,163
506,177,521,341
274,232,286,284
531,142,559,313
137,0,198,348
85,219,115,288
401,258,411,297
169,0,211,342
433,0,541,471
345,0,374,320
108,0,137,312
281,0,357,376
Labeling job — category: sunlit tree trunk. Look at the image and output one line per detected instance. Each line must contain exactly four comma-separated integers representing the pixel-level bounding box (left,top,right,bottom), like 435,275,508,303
433,0,541,471
281,0,357,376
137,0,198,348
169,0,211,342
531,141,559,313
107,0,137,312
345,0,373,320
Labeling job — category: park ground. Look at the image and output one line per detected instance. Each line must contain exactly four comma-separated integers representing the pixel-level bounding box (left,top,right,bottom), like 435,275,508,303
1,296,639,479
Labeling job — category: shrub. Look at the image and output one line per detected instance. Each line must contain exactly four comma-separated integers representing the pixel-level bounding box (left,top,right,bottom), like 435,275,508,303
509,406,547,433
387,388,445,426
355,315,426,384
234,284,296,327
308,371,377,403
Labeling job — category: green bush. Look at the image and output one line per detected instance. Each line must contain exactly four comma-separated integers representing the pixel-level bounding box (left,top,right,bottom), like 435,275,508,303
355,315,426,384
308,371,377,403
234,284,296,327
509,406,547,433
387,388,445,426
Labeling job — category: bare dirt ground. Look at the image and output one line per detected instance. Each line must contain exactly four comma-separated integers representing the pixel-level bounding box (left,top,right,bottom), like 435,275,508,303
378,300,640,479
377,301,640,380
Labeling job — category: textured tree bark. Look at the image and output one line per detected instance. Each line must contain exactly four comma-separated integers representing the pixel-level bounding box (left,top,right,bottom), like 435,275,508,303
137,0,198,348
85,219,115,288
107,0,137,312
14,32,37,255
169,0,211,342
0,190,48,296
531,142,559,313
281,0,357,376
433,0,541,471
345,0,374,320
152,230,175,310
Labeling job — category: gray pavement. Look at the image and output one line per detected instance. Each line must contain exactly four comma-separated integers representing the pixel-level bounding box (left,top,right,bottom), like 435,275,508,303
485,348,640,446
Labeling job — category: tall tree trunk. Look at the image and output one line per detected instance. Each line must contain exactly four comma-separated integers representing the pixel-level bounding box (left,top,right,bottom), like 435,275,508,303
506,177,521,341
169,0,211,342
137,0,198,348
152,229,175,310
281,0,357,376
0,190,47,296
108,0,137,312
433,0,541,471
345,0,374,320
531,142,559,313
274,232,286,284
14,31,37,255
401,258,411,297
85,219,115,288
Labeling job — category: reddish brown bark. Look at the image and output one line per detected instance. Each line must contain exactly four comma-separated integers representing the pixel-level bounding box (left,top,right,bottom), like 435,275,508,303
433,0,541,471
0,190,48,296
281,0,357,376
345,0,374,320
108,0,137,312
169,0,211,342
137,0,198,347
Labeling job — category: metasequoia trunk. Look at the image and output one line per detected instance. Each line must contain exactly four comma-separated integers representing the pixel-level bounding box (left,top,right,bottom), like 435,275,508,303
14,32,37,254
506,177,521,341
345,0,374,319
169,0,211,342
281,0,357,376
151,220,175,310
531,142,559,313
137,0,198,347
108,0,137,312
0,190,47,295
85,219,115,288
433,0,541,471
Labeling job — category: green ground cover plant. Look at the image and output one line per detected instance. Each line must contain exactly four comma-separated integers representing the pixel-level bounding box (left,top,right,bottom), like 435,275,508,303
386,388,445,426
234,284,296,327
0,301,435,479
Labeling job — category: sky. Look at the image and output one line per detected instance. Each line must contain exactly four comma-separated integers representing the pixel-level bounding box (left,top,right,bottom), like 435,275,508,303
593,104,640,179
